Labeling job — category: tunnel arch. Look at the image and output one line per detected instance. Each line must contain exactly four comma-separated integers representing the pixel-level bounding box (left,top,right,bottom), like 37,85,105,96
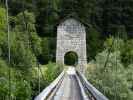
64,51,78,66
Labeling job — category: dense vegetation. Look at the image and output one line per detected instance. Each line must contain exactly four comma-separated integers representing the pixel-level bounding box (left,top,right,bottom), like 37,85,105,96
1,0,133,60
86,37,133,100
0,7,63,99
0,0,133,100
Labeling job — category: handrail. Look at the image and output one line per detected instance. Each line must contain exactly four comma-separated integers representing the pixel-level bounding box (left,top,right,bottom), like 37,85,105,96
34,71,65,100
77,71,109,100
75,73,89,100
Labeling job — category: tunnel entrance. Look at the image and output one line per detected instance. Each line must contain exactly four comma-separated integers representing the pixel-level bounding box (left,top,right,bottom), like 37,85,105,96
64,51,78,66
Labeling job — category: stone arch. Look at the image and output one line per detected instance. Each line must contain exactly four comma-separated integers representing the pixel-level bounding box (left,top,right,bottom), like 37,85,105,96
56,18,87,72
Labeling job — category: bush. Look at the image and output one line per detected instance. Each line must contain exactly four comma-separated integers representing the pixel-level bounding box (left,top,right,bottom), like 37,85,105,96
43,62,63,85
86,50,133,100
31,62,63,98
0,7,6,32
38,38,50,64
11,40,36,69
0,59,32,100
104,37,133,66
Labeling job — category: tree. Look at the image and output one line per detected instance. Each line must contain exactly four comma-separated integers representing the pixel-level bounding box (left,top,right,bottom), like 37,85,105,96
1,10,37,69
30,32,42,57
11,40,36,69
38,38,50,64
0,7,9,61
104,37,133,66
86,50,132,100
121,39,133,66
0,7,6,32
87,26,103,60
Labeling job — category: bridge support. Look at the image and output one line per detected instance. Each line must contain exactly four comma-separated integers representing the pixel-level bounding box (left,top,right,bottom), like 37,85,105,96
56,18,87,73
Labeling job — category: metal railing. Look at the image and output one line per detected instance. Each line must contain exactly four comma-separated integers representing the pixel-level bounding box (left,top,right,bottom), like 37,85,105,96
34,71,65,100
77,71,109,100
35,69,109,100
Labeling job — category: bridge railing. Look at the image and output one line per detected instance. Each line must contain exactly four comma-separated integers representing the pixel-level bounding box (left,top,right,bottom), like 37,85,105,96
77,71,109,100
34,71,65,100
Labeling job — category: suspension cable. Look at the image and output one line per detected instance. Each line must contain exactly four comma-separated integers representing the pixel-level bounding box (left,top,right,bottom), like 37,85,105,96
5,0,11,99
32,0,47,93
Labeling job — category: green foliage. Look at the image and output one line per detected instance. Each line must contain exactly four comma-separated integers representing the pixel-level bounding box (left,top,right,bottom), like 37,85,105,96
0,59,32,100
0,8,7,54
11,40,36,69
30,32,42,56
6,0,133,61
0,59,62,99
0,31,6,48
31,62,63,96
43,62,63,85
0,59,8,78
0,8,6,32
87,27,103,60
48,38,56,62
104,37,133,66
0,1,133,99
4,0,133,60
13,79,32,100
126,64,133,93
86,37,133,100
8,11,37,69
86,50,133,100
39,38,50,64
104,37,124,51
121,39,133,66
14,10,36,32
0,8,39,99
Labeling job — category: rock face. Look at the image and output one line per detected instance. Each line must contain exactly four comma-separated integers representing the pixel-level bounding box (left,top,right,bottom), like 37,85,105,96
56,18,87,72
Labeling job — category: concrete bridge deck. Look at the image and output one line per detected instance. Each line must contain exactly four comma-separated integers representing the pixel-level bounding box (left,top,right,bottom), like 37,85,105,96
51,67,84,100
35,67,108,100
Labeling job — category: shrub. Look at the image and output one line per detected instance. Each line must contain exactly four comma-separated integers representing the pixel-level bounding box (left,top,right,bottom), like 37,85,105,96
0,59,32,100
86,50,132,100
31,62,63,98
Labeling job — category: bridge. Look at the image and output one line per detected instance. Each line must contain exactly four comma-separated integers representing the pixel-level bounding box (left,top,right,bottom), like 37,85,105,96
35,18,108,100
35,66,108,100
3,1,130,100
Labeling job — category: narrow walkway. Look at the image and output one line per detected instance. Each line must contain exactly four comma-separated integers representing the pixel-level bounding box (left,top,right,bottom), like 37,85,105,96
52,67,83,100
35,66,108,100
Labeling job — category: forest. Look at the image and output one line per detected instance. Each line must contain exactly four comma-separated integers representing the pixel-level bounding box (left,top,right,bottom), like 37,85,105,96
0,0,133,100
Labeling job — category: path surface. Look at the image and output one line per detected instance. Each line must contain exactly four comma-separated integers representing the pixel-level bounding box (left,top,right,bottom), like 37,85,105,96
52,67,83,100
35,66,108,100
